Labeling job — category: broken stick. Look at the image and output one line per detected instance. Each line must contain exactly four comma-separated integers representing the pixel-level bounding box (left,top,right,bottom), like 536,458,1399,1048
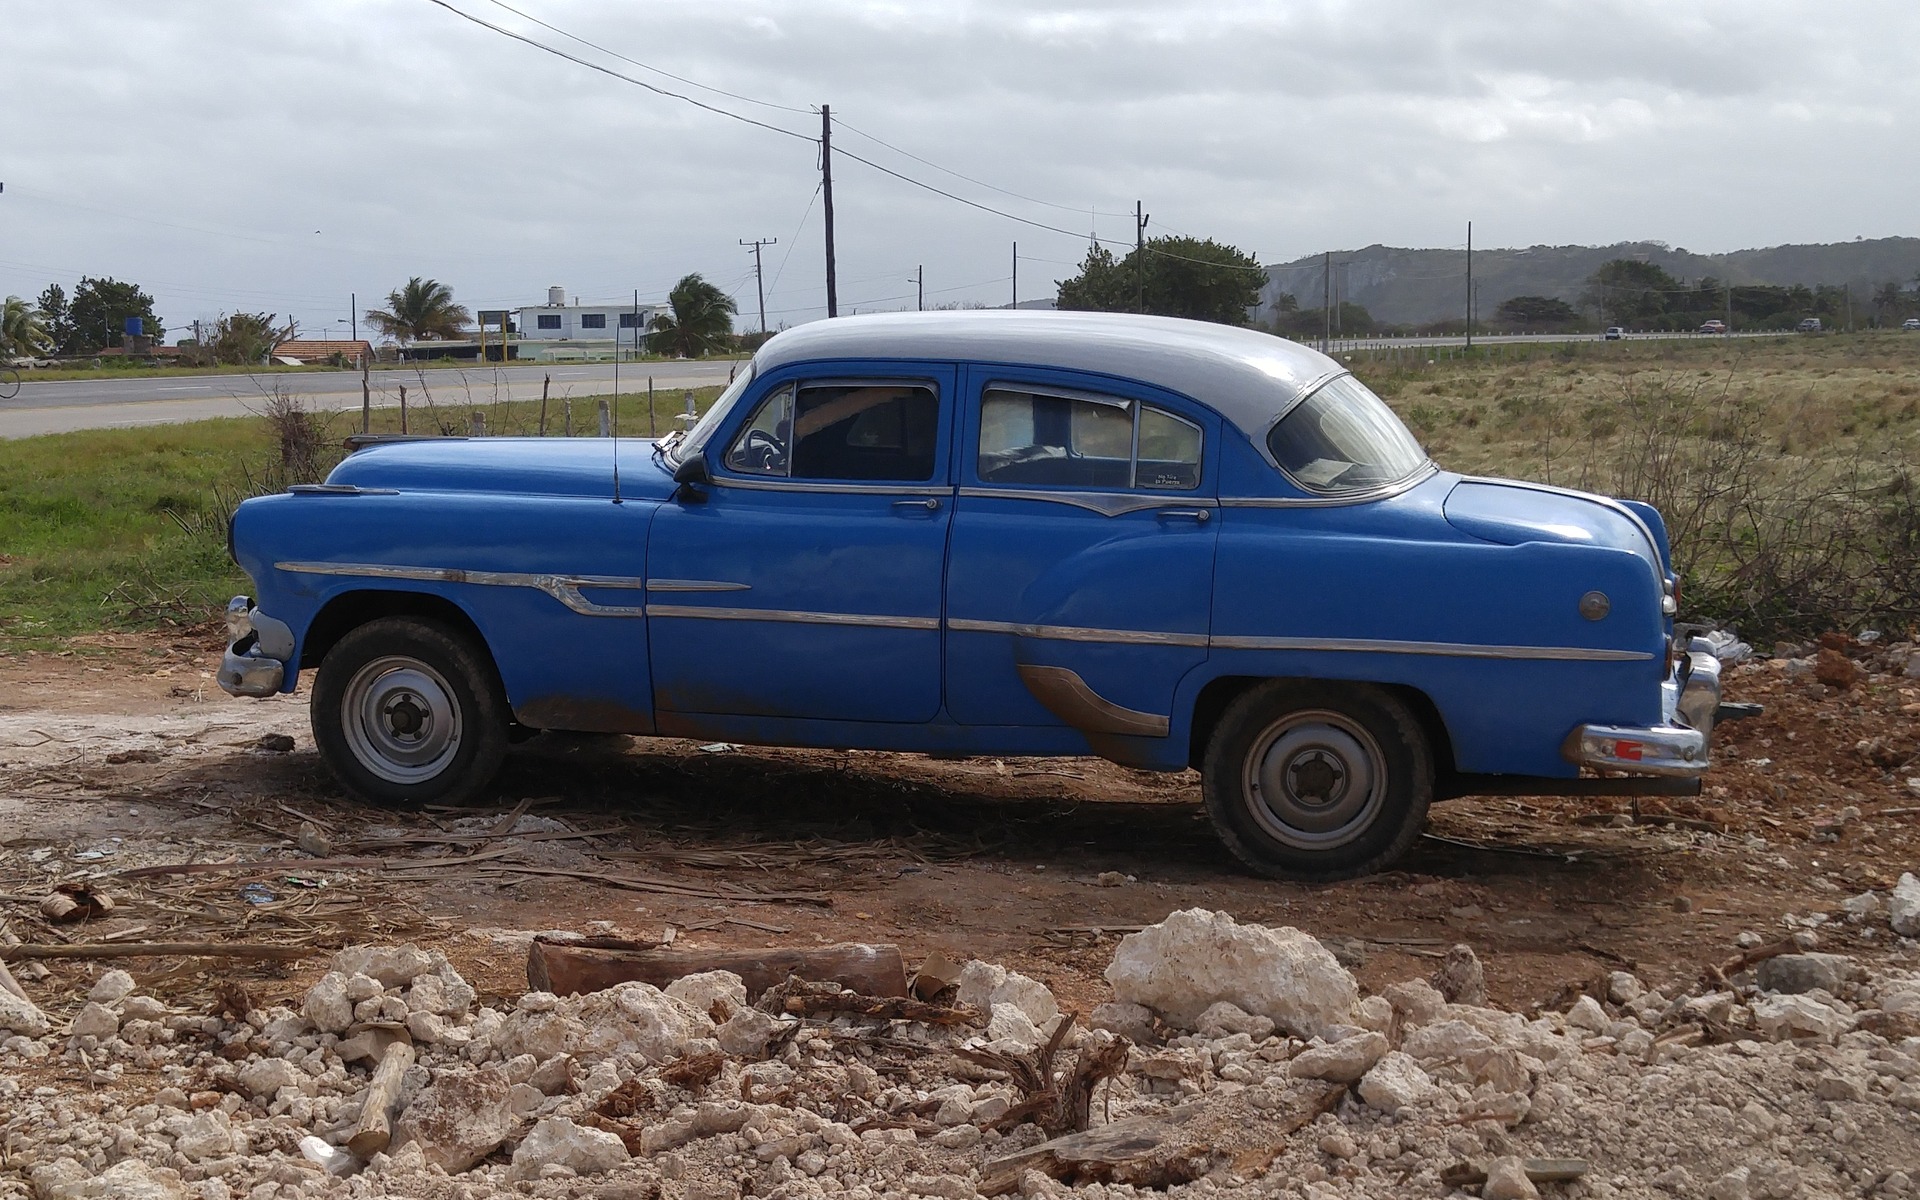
0,942,315,963
527,939,908,999
760,975,980,1025
346,1042,417,1158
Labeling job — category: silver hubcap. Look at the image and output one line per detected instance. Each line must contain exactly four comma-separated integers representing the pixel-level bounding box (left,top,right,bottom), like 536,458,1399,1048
340,656,462,785
1243,709,1386,850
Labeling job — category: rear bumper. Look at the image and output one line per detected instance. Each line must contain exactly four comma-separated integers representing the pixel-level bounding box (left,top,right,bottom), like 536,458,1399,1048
1563,642,1722,778
216,596,295,699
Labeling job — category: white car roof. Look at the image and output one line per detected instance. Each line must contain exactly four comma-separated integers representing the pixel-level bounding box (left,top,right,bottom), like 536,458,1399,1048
752,310,1344,442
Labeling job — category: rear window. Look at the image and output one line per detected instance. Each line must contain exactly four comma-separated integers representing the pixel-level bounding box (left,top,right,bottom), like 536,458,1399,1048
1266,374,1426,494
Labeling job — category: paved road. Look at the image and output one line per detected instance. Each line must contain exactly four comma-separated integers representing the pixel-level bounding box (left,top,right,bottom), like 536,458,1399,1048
0,361,744,439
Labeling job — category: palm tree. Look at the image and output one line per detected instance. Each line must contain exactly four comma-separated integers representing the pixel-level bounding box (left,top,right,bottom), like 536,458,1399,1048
1,295,53,357
647,274,738,358
364,278,471,343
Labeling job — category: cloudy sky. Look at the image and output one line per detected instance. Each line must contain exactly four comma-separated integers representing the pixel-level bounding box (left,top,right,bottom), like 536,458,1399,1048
3,1,1914,339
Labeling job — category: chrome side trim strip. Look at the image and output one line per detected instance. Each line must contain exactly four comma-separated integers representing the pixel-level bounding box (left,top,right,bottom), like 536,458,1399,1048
949,617,1210,648
714,476,951,497
1209,633,1653,661
277,561,648,618
645,604,939,631
1219,466,1438,508
957,487,1214,517
1016,664,1170,738
646,579,751,593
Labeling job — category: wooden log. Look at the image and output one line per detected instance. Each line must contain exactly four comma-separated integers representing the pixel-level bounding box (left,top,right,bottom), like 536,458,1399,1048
527,940,908,999
979,1081,1344,1195
347,1042,417,1158
0,957,38,1005
1,942,315,963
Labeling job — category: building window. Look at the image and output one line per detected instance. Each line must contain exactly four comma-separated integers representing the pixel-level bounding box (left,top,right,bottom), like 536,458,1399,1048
618,312,645,328
580,313,607,329
536,314,561,330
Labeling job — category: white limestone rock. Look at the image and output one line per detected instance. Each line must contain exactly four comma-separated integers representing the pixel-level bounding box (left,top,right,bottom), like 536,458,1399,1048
1357,1050,1435,1113
1565,995,1609,1033
69,1001,120,1040
394,1065,515,1172
237,1056,303,1098
573,982,715,1066
1195,1000,1275,1041
1104,908,1357,1038
0,986,50,1037
508,1116,631,1181
1890,873,1920,937
987,1002,1043,1049
87,969,137,1007
665,970,750,1018
1287,1031,1388,1082
302,972,355,1035
1483,1155,1541,1200
1751,994,1849,1042
958,961,1060,1028
330,944,435,988
716,1006,786,1057
1090,1002,1157,1043
1380,978,1447,1028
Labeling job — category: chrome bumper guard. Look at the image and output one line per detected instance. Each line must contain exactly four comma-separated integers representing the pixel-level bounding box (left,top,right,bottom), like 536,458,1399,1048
217,596,295,699
1564,641,1722,778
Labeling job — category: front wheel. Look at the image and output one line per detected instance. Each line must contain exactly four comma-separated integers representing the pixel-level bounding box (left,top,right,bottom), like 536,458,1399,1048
311,617,509,808
1201,681,1432,881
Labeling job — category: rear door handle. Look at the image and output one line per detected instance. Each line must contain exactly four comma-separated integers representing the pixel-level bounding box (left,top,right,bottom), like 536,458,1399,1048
893,497,941,511
1156,508,1211,523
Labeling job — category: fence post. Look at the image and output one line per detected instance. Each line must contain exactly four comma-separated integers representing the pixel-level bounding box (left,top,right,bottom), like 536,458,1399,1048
564,398,573,437
538,374,550,436
597,399,611,437
470,411,486,437
360,358,371,434
398,384,408,434
648,377,655,437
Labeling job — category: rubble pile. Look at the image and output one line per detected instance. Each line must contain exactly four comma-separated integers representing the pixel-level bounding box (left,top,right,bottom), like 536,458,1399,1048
4,908,1919,1199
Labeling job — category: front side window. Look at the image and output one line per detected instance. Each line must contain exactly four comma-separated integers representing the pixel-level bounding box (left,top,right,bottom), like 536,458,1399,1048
670,361,756,464
536,314,561,330
580,313,607,329
1266,374,1426,494
720,382,939,482
977,387,1201,491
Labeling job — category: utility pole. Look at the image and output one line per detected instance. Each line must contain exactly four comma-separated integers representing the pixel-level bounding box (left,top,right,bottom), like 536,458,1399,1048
350,292,357,345
912,265,923,311
1323,251,1332,353
1464,221,1473,351
1726,277,1733,339
821,105,838,318
1135,201,1149,314
739,238,777,334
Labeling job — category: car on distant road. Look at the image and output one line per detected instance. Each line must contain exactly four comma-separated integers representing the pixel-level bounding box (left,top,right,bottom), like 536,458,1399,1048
217,311,1736,880
1903,318,1920,331
1796,318,1823,332
1696,321,1726,335
1604,327,1624,340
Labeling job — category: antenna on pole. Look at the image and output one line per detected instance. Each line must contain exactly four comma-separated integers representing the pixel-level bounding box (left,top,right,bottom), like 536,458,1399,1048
1465,221,1473,351
611,341,622,505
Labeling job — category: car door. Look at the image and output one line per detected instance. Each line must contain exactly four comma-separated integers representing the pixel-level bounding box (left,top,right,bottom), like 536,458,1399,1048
646,364,956,724
945,366,1218,740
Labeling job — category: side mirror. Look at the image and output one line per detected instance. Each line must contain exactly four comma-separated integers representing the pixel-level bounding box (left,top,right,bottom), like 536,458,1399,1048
672,453,711,500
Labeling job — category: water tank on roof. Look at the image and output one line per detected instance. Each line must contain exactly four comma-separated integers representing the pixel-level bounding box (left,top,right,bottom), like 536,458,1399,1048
548,286,566,307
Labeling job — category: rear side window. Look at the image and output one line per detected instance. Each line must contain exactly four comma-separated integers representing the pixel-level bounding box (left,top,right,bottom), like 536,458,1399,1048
1266,374,1425,494
977,387,1200,491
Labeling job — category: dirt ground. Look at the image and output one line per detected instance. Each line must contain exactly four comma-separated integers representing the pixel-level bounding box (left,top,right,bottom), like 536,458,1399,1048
2,629,1917,1025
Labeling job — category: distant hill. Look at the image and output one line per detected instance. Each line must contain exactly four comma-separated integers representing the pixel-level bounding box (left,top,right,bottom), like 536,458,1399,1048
1260,238,1920,327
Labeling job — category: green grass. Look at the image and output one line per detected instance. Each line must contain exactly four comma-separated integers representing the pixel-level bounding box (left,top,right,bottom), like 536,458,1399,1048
15,353,748,383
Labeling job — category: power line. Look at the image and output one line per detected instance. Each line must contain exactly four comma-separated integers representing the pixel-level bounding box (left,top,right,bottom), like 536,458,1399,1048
828,115,1130,219
763,183,821,302
421,0,814,144
477,0,815,115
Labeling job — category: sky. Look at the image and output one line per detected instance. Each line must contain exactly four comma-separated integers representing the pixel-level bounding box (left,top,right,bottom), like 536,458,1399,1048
3,0,1916,340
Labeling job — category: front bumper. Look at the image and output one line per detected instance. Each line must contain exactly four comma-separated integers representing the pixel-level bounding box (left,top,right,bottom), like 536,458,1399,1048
217,596,295,699
1563,640,1723,778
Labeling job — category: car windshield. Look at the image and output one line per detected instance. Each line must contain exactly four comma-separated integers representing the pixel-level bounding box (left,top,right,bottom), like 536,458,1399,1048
1265,374,1427,494
666,363,756,466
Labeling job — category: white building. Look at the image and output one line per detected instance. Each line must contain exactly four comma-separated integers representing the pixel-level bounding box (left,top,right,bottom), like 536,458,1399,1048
485,287,659,360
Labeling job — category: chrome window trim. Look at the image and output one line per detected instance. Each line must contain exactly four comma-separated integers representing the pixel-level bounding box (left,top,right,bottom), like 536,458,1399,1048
1219,463,1438,508
1208,633,1653,661
1258,370,1433,497
976,383,1203,496
714,477,953,497
277,561,647,618
646,579,751,593
982,380,1133,410
956,487,1216,517
645,604,939,631
948,617,1210,648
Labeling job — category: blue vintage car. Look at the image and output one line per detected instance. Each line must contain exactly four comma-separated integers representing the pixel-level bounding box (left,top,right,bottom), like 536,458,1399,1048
220,311,1732,880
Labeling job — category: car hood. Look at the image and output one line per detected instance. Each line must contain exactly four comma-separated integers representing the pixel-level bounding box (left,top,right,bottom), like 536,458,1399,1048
1443,478,1660,571
326,438,677,501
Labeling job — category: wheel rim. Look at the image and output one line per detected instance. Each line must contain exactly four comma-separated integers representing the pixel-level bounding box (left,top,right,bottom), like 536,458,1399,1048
340,655,462,785
1241,709,1387,850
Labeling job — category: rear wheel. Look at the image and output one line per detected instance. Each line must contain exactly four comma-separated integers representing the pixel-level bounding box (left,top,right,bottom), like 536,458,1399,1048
311,617,508,808
1201,681,1431,881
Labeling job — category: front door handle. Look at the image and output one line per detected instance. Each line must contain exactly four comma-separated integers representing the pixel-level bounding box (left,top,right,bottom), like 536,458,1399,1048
1156,508,1211,523
893,497,941,512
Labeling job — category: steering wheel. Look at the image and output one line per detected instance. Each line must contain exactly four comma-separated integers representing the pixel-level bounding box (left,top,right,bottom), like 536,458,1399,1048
740,428,787,472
